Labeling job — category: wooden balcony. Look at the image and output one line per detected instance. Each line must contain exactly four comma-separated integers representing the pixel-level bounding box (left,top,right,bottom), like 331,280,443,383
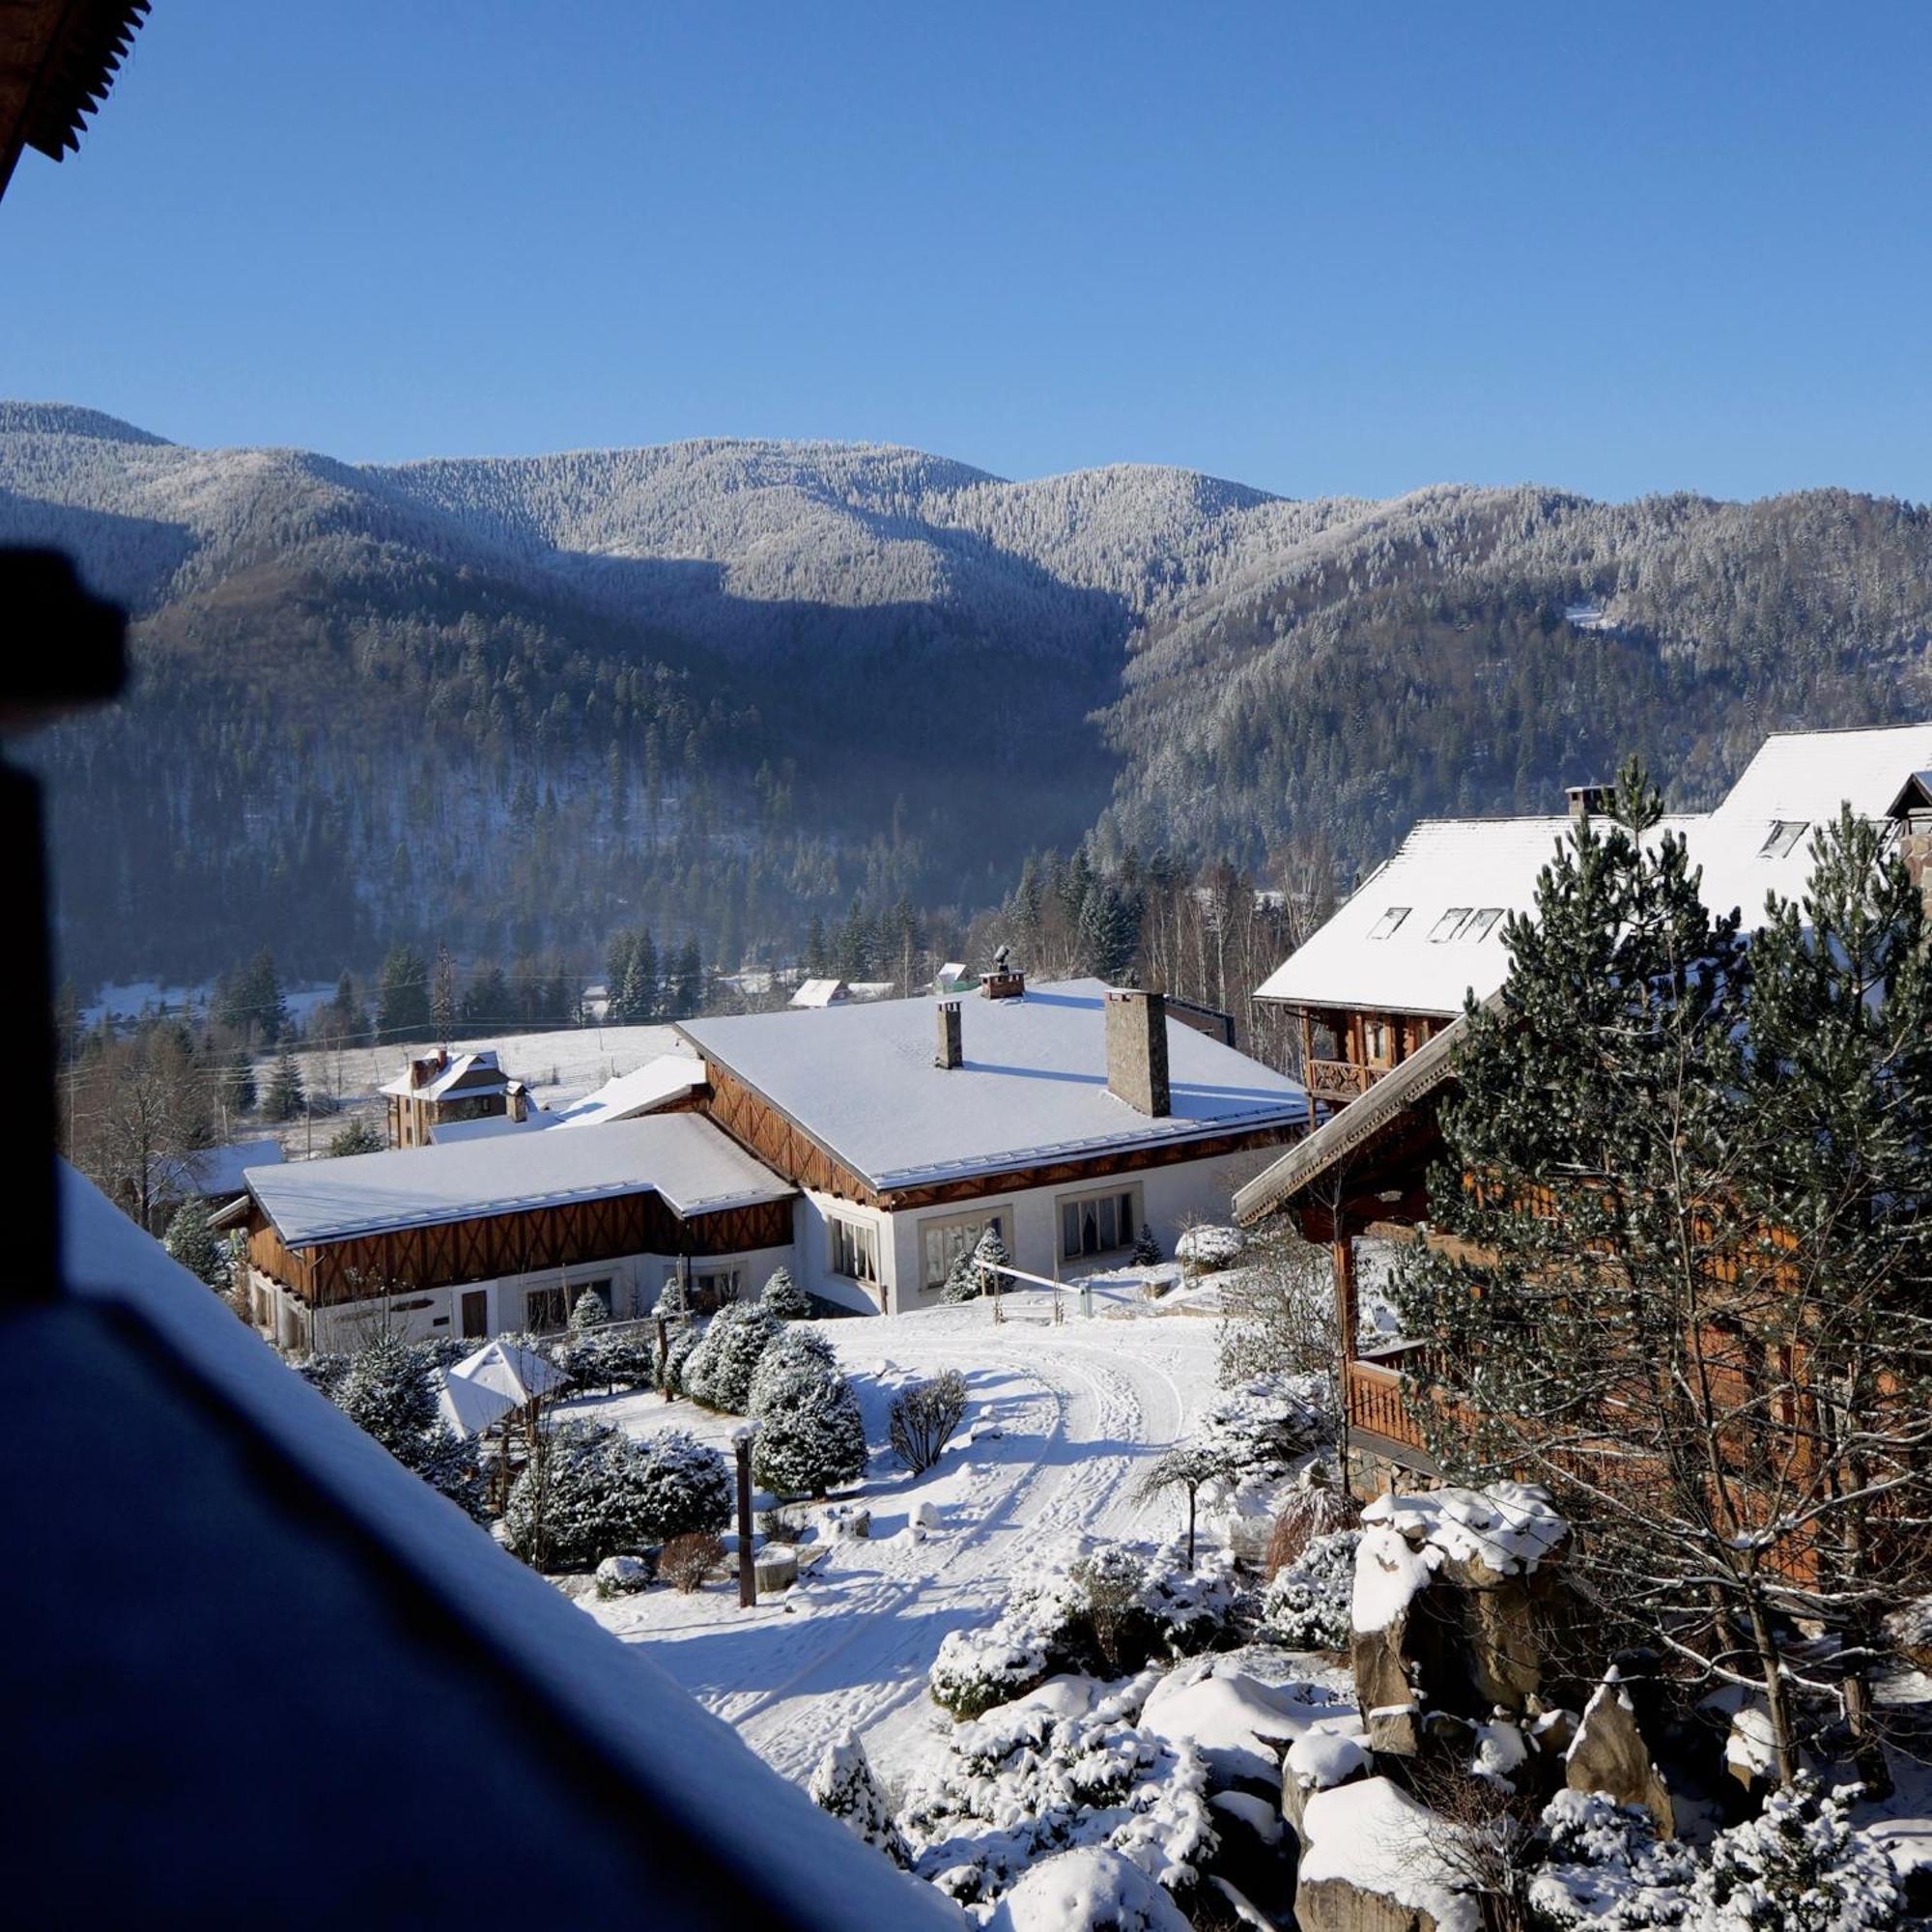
1346,1353,1429,1453
1306,1057,1386,1103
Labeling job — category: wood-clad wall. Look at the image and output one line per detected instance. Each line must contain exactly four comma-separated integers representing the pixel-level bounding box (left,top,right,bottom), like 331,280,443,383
249,1187,794,1308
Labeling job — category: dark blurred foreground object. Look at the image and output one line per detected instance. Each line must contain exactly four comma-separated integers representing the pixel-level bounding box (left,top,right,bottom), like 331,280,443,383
0,0,149,197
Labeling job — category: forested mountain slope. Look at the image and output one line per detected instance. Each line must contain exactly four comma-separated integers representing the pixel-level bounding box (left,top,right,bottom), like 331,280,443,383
4,401,1927,991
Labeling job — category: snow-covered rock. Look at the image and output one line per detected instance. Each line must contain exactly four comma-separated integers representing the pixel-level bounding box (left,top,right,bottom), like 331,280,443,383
982,1846,1190,1932
593,1552,652,1597
1139,1656,1353,1791
1296,1776,1479,1932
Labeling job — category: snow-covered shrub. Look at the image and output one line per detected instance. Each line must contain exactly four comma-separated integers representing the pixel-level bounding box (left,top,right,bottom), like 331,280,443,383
747,1323,836,1411
568,1288,609,1333
1529,1787,1699,1930
163,1197,230,1288
931,1627,1056,1722
1197,1377,1327,1483
660,1319,704,1394
503,1423,730,1570
752,1355,867,1496
1686,1776,1899,1931
1131,1223,1162,1267
1176,1223,1243,1275
890,1370,969,1472
900,1672,1217,1912
758,1264,811,1320
1258,1528,1360,1652
809,1731,911,1868
660,1529,724,1593
986,1845,1191,1932
680,1303,781,1412
594,1552,653,1598
1135,1544,1240,1657
942,1226,1012,1302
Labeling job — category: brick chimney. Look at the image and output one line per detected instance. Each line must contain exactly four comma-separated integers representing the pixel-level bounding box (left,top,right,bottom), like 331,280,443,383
1105,988,1170,1118
934,999,963,1070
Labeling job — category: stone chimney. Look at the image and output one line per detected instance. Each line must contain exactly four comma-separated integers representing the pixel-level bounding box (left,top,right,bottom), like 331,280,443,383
1566,782,1612,825
934,999,963,1070
1105,988,1170,1118
980,943,1025,1001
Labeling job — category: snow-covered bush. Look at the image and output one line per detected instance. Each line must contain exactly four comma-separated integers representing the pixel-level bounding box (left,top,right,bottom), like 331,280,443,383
681,1303,781,1412
660,1319,705,1394
571,1328,655,1393
162,1197,230,1288
758,1264,811,1320
809,1731,911,1868
567,1288,609,1333
890,1370,969,1472
1529,1788,1699,1929
594,1552,653,1598
1176,1224,1243,1275
1196,1377,1327,1483
503,1422,730,1570
929,1541,1236,1718
752,1355,867,1497
1258,1527,1360,1652
941,1226,1012,1302
900,1671,1216,1912
1686,1776,1899,1931
747,1323,836,1411
1131,1223,1162,1267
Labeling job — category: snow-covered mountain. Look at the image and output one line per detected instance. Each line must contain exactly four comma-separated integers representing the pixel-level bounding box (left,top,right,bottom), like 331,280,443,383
5,401,1930,989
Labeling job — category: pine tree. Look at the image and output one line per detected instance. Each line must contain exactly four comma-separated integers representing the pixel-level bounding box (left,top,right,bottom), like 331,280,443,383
680,1303,781,1413
568,1286,610,1331
431,941,457,1046
1393,759,1823,1778
970,1224,1011,1295
758,1264,810,1320
331,1331,486,1519
219,1047,257,1118
672,937,704,1018
1132,1223,1161,1265
327,1120,384,1157
265,1045,305,1122
376,945,432,1041
808,1731,911,1868
1688,1776,1898,1930
804,913,831,979
162,1197,230,1289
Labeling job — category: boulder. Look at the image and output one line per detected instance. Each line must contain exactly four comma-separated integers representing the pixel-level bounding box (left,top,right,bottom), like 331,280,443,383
1281,1726,1371,1843
1296,1777,1477,1932
830,1506,871,1541
1565,1669,1674,1836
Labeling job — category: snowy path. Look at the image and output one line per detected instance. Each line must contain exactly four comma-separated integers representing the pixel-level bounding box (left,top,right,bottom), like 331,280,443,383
578,1293,1216,1786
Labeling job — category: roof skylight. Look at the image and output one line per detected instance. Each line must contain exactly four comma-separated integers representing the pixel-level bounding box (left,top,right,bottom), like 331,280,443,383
1367,907,1411,940
1428,908,1473,942
1463,907,1504,941
1760,820,1809,858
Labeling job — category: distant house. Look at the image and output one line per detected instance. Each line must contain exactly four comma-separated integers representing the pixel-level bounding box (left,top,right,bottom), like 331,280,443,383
378,1047,532,1148
933,961,980,994
679,975,1309,1315
788,978,852,1009
224,1116,795,1351
150,1136,285,1219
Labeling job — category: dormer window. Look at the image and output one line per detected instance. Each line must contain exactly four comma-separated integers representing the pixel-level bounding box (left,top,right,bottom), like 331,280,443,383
1429,908,1473,942
1367,907,1411,940
1760,821,1808,859
1463,907,1504,942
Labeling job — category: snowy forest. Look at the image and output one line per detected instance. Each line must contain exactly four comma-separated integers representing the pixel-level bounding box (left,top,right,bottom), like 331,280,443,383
7,403,1932,1001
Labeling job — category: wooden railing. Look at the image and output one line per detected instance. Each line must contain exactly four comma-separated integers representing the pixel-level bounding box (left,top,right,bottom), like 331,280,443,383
1347,1355,1431,1451
1306,1058,1385,1101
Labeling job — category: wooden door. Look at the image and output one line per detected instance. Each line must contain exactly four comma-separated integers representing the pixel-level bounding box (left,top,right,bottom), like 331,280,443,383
460,1289,489,1339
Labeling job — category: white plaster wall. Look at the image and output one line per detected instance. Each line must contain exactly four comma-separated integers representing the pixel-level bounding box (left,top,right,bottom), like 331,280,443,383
793,1188,891,1315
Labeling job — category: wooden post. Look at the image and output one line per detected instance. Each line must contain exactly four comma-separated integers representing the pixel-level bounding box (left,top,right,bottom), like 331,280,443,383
1333,1232,1357,1490
655,1313,670,1394
735,1432,756,1609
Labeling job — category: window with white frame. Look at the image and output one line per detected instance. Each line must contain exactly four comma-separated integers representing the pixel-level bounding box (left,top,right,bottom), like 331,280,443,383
1058,1184,1141,1262
829,1215,880,1285
691,1265,741,1304
919,1208,1009,1292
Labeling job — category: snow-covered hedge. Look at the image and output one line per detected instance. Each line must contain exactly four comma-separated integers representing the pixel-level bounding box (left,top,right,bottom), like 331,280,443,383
682,1303,782,1412
900,1671,1217,1912
503,1422,731,1571
1258,1528,1360,1652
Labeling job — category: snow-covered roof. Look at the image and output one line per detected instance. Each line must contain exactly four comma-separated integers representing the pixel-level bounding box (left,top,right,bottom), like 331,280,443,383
1259,723,1932,1018
429,1114,548,1146
681,978,1309,1191
788,978,850,1008
547,1054,705,1128
243,1115,791,1247
377,1048,510,1102
156,1136,285,1201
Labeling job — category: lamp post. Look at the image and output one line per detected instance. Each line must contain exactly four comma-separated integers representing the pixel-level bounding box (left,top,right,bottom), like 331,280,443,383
730,1422,758,1609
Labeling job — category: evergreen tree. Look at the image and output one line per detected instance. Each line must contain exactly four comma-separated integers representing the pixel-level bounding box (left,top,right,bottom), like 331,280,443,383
376,945,433,1041
672,937,704,1018
219,1047,257,1118
568,1286,610,1331
1688,1776,1898,1930
332,1332,484,1519
605,931,637,1020
325,969,369,1045
265,1044,305,1122
460,962,509,1028
162,1197,230,1289
804,912,831,979
327,1120,384,1157
680,1302,781,1412
431,940,458,1045
758,1264,810,1320
808,1731,911,1868
752,1357,867,1496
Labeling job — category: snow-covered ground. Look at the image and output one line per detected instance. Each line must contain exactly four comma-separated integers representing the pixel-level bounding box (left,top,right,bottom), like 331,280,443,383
568,1275,1229,1789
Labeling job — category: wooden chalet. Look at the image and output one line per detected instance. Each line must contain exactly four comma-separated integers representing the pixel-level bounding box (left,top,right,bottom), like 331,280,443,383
379,1046,530,1148
1238,723,1932,1496
222,1114,795,1351
680,975,1310,1315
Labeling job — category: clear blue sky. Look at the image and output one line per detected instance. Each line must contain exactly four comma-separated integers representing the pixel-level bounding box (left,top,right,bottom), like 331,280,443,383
3,2,1928,501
